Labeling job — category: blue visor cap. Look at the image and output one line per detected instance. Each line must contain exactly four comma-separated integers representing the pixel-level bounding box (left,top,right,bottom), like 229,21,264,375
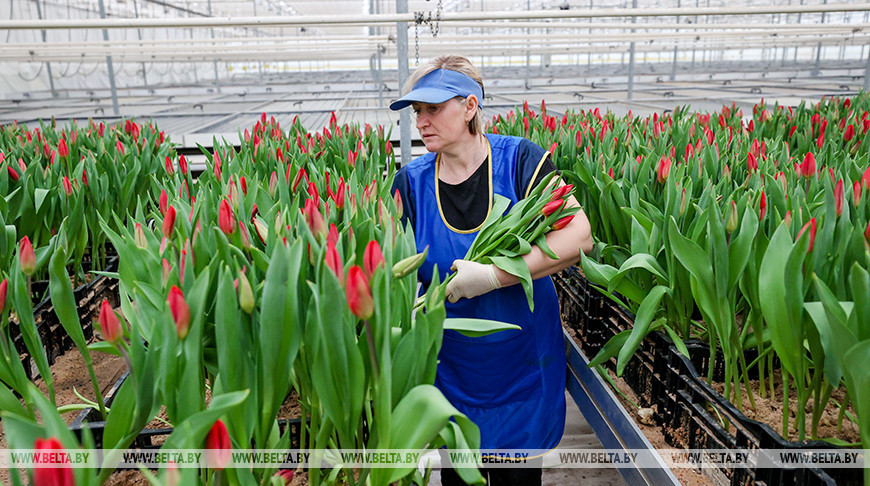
389,68,484,111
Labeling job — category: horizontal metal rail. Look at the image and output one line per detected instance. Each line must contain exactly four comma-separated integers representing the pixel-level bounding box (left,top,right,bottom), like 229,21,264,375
1,3,868,30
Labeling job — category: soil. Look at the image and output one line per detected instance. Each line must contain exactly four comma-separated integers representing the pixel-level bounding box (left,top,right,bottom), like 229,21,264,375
707,373,861,444
564,325,713,486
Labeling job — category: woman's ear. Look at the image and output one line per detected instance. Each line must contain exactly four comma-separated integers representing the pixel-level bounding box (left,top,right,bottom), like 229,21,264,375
464,95,479,121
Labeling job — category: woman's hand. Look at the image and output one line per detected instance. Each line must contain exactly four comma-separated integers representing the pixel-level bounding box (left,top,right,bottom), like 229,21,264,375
445,260,502,303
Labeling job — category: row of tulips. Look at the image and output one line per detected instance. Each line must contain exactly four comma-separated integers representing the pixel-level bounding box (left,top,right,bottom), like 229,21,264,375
0,119,180,421
492,94,870,454
1,114,519,486
0,118,175,280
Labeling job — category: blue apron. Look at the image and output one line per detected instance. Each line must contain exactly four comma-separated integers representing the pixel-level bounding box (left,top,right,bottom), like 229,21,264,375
403,134,566,451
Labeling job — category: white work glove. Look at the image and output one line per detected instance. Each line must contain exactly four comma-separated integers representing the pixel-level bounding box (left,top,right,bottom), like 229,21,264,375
445,260,502,303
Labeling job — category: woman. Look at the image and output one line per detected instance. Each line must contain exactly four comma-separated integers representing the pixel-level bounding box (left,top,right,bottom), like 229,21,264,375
390,55,593,486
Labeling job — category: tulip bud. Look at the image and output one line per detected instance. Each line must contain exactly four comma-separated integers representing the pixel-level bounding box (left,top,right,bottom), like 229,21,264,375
679,188,688,216
274,470,295,485
725,201,738,233
7,166,19,182
332,178,346,210
33,437,75,486
800,152,817,179
253,218,268,244
99,299,122,344
865,220,870,243
205,419,231,470
759,191,767,220
133,222,149,248
167,285,190,339
392,189,403,220
240,176,247,196
303,199,327,242
19,236,36,275
834,179,844,217
61,176,73,197
346,266,374,320
327,224,339,247
291,168,308,193
392,247,428,279
325,241,345,285
551,215,574,231
218,199,236,236
58,137,69,158
307,181,320,208
159,189,168,217
162,205,176,239
162,258,171,286
797,217,818,252
0,279,6,314
784,210,792,228
238,222,253,250
549,184,573,201
227,181,240,210
165,461,180,486
385,140,394,156
268,171,278,197
164,156,175,176
238,271,254,314
656,155,671,184
542,199,565,217
363,240,385,279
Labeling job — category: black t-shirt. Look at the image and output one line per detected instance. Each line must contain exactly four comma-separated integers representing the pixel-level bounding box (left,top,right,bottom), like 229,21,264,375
393,138,556,232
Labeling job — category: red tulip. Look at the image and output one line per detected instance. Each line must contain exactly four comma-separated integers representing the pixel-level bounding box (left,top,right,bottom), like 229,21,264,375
746,152,758,173
0,279,7,313
240,176,247,196
552,215,574,230
33,437,75,486
99,299,122,344
58,137,69,158
865,220,870,243
159,189,168,217
7,166,19,181
844,124,855,142
834,179,844,217
62,176,73,197
162,259,171,286
759,191,767,220
291,167,308,192
325,241,344,285
542,199,565,217
274,470,295,485
327,224,339,247
19,236,36,276
800,152,816,179
307,182,320,208
164,156,175,175
855,180,862,206
863,166,870,189
162,205,176,238
239,222,252,250
363,240,385,279
656,155,671,183
332,178,346,210
385,140,394,156
269,171,278,197
218,199,236,236
549,184,573,201
178,154,188,175
346,266,374,320
167,286,190,339
302,198,327,242
797,217,818,252
205,419,231,470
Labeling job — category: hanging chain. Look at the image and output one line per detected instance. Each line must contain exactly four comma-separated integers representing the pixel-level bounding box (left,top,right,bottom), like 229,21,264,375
413,0,443,66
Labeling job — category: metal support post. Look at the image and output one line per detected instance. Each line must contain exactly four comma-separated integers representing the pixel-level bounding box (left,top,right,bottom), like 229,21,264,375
525,0,531,89
207,0,222,93
132,0,148,87
669,0,680,81
627,0,637,100
34,0,57,98
396,0,411,167
864,45,870,92
814,0,827,75
97,0,120,115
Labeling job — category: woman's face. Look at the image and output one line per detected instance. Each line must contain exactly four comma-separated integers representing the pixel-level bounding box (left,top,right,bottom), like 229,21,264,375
412,97,474,153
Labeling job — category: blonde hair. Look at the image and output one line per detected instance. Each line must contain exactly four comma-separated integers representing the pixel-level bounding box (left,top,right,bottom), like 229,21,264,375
403,55,485,135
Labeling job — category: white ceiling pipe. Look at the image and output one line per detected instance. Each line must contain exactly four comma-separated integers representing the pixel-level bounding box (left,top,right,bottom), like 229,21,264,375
12,35,866,63
7,34,864,61
441,21,870,31
1,3,868,30
6,24,866,51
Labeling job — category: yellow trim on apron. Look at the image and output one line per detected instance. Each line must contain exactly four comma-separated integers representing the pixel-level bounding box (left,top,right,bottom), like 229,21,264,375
435,139,494,234
524,150,552,199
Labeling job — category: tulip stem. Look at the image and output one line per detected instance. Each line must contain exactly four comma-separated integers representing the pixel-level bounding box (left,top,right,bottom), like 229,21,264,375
363,320,379,377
